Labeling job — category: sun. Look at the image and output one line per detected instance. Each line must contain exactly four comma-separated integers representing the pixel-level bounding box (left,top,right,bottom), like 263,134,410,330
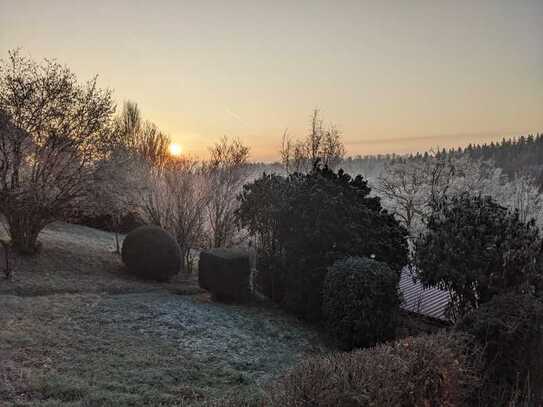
168,143,183,157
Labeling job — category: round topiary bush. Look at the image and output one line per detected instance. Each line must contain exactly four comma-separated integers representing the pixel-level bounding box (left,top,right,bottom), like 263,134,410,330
121,225,181,282
322,256,401,349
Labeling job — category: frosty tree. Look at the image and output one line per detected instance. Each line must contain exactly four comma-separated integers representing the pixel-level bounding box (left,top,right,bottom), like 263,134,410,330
0,50,115,253
377,153,543,243
88,101,170,252
205,136,250,248
140,158,210,270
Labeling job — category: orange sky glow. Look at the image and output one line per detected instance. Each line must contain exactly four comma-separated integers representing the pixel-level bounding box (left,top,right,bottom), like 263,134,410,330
2,0,542,161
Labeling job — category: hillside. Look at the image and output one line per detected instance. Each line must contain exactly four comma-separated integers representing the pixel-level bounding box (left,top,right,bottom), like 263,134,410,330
0,223,325,406
464,133,543,184
338,133,543,186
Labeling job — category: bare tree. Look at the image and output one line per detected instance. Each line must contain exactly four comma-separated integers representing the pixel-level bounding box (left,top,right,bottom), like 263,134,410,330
111,101,170,168
85,101,170,252
494,173,543,228
93,100,207,260
377,154,502,243
205,136,250,247
139,158,209,271
376,157,428,241
377,151,543,253
0,50,115,253
280,130,292,174
89,151,146,253
280,109,345,173
320,125,345,169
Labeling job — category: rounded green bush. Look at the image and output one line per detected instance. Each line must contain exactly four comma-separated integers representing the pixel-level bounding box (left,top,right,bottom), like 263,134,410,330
322,256,401,349
121,225,181,282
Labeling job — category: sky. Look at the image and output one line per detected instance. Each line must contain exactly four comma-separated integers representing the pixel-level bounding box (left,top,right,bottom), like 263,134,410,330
1,0,542,161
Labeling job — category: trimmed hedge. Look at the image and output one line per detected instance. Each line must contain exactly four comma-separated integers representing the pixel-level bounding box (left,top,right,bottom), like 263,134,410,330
270,333,481,407
121,225,181,282
322,256,401,349
199,248,251,303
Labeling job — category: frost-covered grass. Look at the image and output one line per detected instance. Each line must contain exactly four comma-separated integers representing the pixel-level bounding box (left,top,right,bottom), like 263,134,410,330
0,222,201,296
0,223,325,406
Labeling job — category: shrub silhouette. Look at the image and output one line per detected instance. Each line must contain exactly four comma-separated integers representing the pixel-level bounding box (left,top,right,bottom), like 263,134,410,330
238,166,408,321
322,256,401,350
198,248,251,303
122,225,181,281
270,333,481,407
415,193,542,319
456,293,543,405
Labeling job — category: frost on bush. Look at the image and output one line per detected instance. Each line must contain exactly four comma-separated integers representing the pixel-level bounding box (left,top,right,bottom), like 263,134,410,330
270,333,481,407
456,293,543,405
198,248,251,303
415,193,542,319
121,225,181,281
322,256,401,349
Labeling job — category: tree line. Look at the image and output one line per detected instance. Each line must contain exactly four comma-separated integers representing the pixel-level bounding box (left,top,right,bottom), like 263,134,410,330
0,49,249,267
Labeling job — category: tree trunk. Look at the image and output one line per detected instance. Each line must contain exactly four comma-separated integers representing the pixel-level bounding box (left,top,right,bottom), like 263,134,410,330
114,231,120,254
7,214,44,255
110,214,121,254
0,240,10,279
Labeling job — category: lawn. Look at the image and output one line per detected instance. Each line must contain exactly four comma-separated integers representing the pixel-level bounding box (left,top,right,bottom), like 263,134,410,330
0,223,325,406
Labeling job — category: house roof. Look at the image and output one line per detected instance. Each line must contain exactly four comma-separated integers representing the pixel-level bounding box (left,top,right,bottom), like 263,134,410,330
399,267,451,322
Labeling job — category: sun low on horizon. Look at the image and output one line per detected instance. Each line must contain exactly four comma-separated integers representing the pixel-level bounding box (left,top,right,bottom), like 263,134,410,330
1,1,543,405
168,143,183,158
1,0,542,160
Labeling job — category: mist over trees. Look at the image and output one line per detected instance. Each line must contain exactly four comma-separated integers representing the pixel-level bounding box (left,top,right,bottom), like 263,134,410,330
1,48,543,405
0,50,254,260
205,136,250,248
1,48,542,293
138,158,209,271
138,135,250,270
375,154,543,244
88,101,169,252
338,134,543,189
464,134,543,185
2,48,541,267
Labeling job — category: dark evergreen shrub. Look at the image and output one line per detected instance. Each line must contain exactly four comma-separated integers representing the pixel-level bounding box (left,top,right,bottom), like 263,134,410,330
255,254,286,303
237,173,289,302
121,225,181,281
456,293,543,405
198,248,251,303
237,166,408,321
415,193,542,318
322,256,401,349
270,333,481,407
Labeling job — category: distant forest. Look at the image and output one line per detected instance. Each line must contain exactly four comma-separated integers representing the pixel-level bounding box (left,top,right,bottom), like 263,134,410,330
340,133,543,187
462,134,543,184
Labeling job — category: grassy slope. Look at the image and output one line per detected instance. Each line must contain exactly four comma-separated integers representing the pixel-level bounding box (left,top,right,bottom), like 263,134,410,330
0,222,200,297
0,223,324,406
